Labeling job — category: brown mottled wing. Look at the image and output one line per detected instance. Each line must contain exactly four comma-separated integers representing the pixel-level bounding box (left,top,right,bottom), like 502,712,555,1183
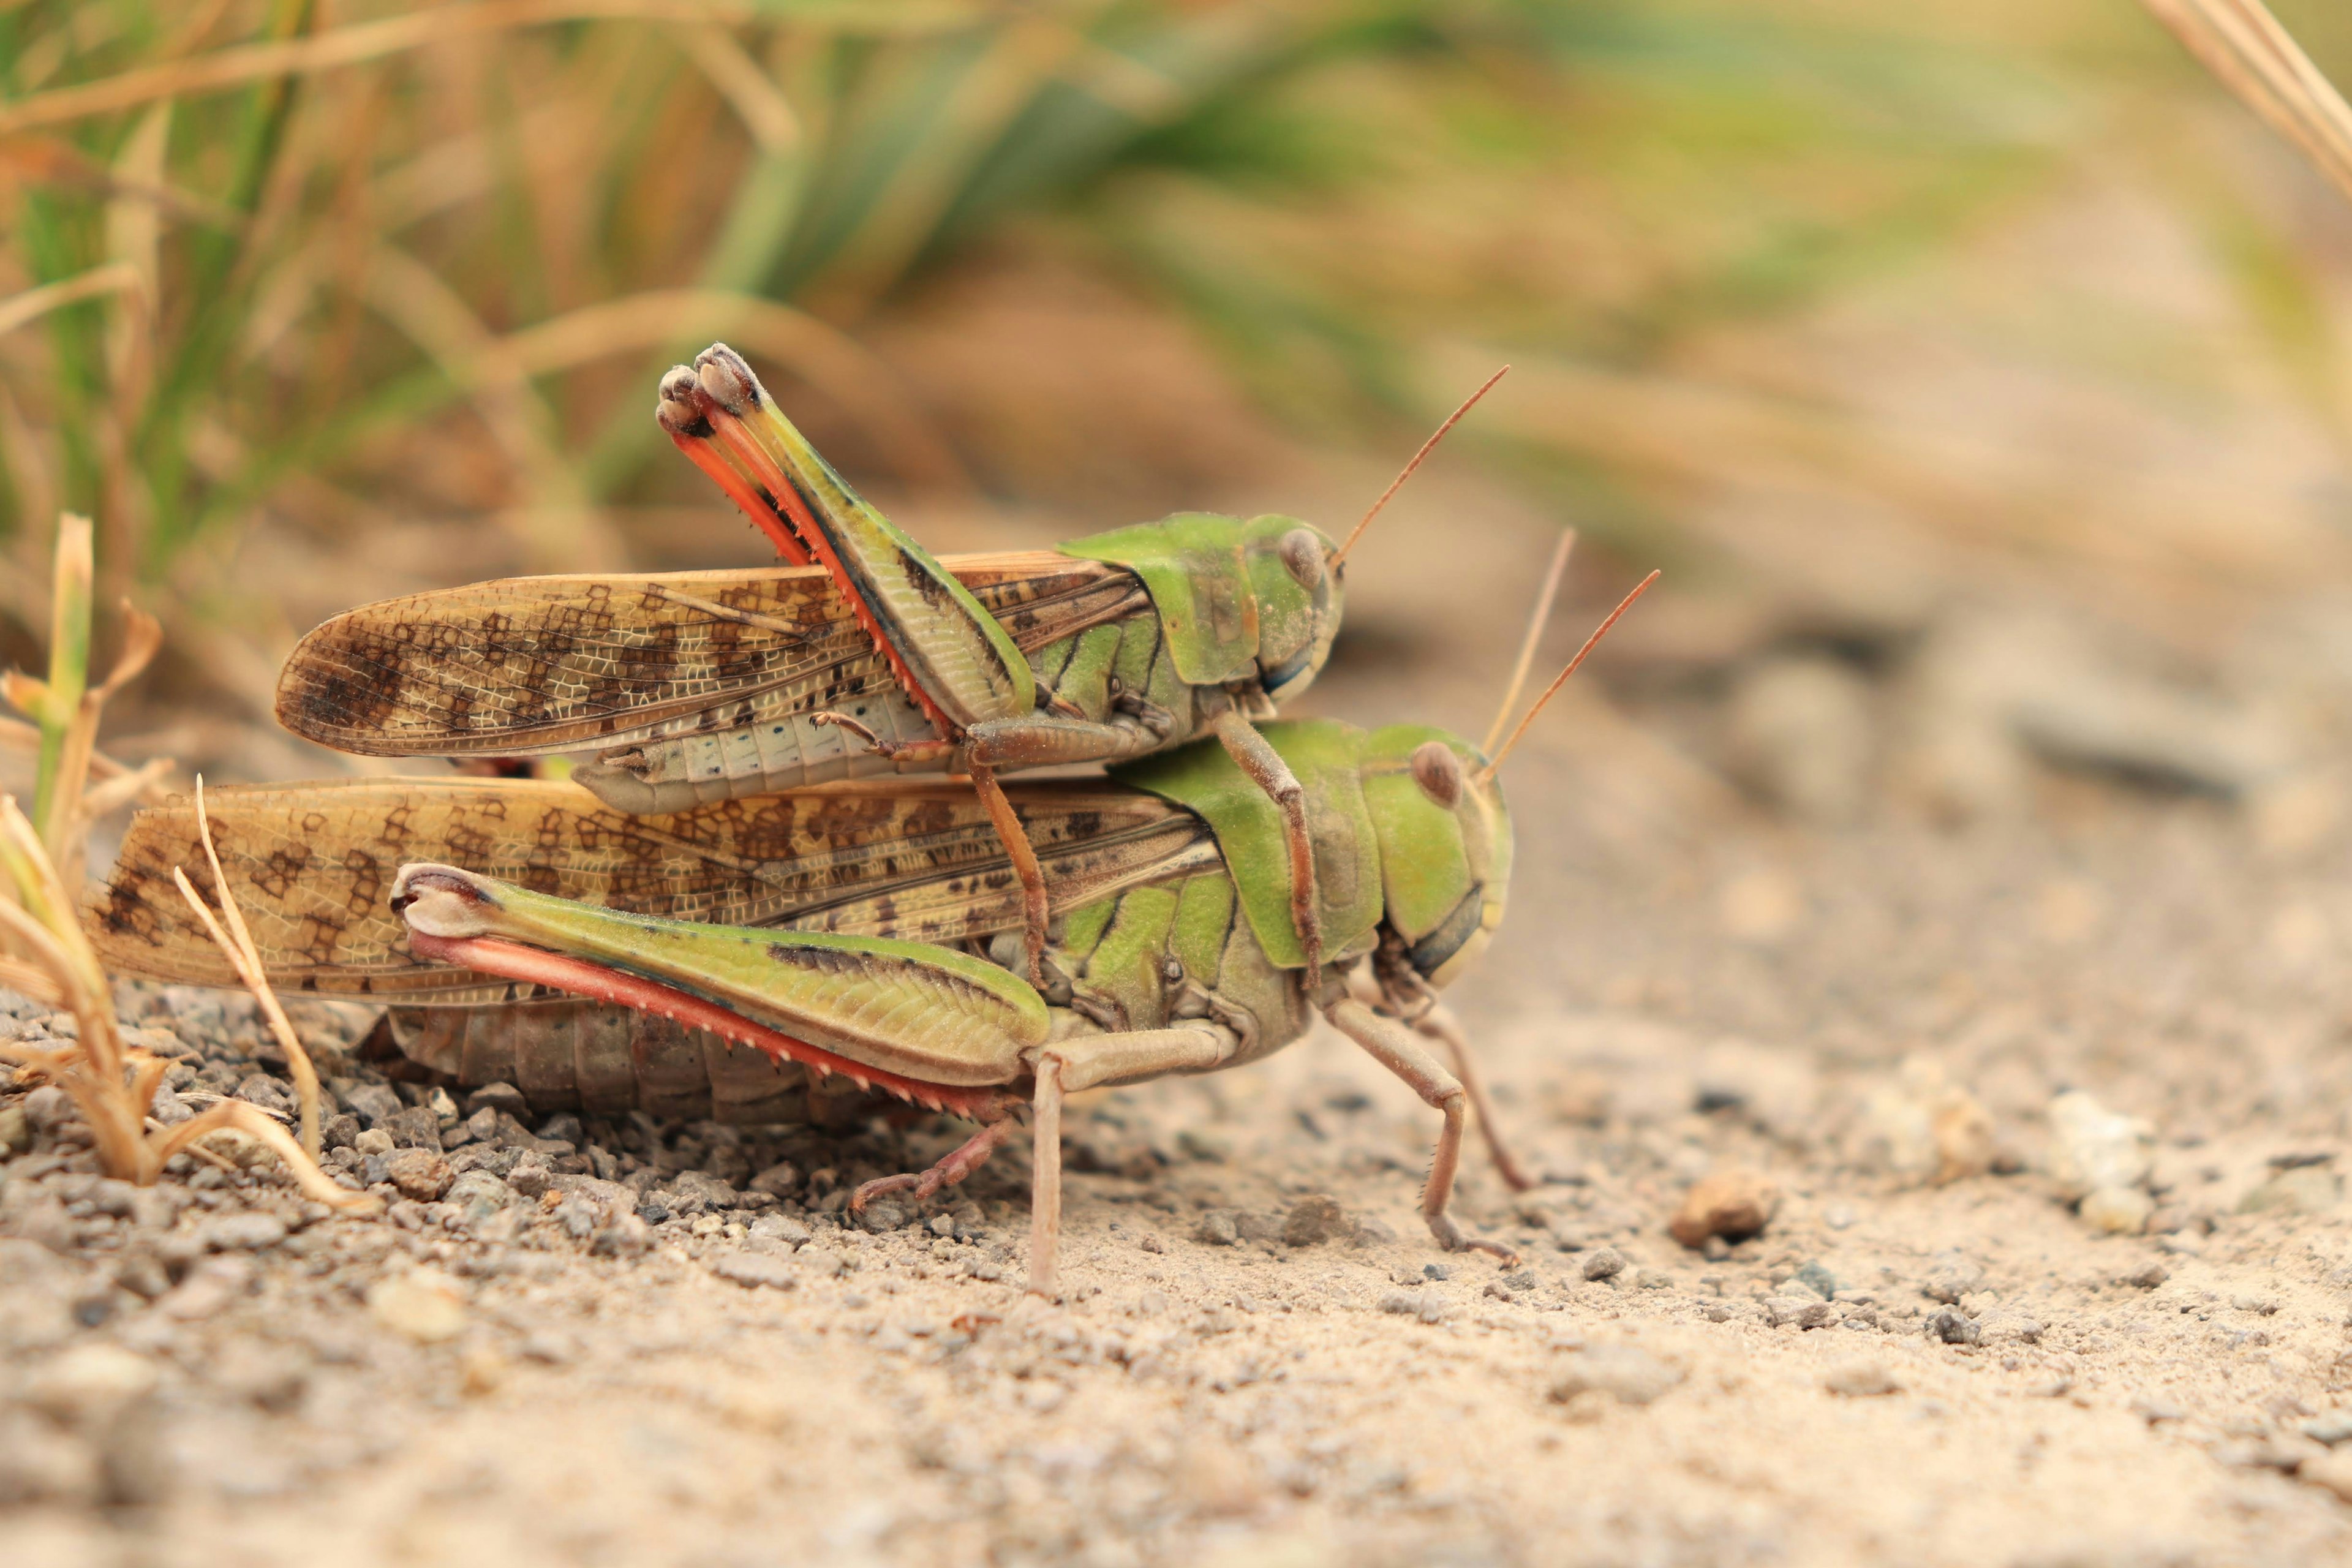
88,777,1215,1003
276,552,1145,756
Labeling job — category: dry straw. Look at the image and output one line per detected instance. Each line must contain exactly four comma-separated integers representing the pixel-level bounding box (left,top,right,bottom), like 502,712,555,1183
0,516,368,1208
2140,0,2352,208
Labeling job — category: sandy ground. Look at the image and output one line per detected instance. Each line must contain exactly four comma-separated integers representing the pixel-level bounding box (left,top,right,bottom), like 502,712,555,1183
15,623,2352,1568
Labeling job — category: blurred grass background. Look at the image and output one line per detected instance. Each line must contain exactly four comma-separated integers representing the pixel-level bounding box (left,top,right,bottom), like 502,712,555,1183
4,0,2352,790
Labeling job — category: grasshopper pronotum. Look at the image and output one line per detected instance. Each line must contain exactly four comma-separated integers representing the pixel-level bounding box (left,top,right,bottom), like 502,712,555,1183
277,346,1506,989
379,572,1657,1295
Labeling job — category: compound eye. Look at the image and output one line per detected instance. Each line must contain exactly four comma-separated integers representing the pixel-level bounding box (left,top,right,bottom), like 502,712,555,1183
1278,529,1324,590
1410,741,1464,809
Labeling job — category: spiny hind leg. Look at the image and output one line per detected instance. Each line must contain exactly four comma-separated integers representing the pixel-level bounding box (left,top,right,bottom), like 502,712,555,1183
1210,706,1324,981
1323,997,1518,1263
1415,1002,1536,1193
1022,1027,1234,1299
851,1110,1019,1212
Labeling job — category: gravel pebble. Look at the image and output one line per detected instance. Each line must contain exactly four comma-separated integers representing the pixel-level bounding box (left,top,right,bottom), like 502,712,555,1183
710,1253,799,1291
1824,1361,1901,1398
2079,1185,2154,1235
384,1148,453,1202
1923,1306,1981,1346
1281,1194,1348,1246
201,1213,290,1252
1550,1344,1684,1407
1194,1211,1240,1246
367,1268,468,1343
1668,1170,1780,1248
1378,1289,1450,1324
1920,1251,1985,1304
1580,1246,1627,1281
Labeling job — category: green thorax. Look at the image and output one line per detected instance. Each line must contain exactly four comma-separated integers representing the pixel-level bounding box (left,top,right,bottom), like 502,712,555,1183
1110,718,1497,970
1060,514,1332,688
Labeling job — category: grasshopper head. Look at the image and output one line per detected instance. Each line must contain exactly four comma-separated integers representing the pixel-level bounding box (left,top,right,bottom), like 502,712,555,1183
1253,521,1346,703
1363,730,1512,992
390,864,503,939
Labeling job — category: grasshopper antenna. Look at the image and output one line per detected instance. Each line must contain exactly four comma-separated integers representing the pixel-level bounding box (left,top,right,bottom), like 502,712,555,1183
1330,364,1510,568
1480,527,1576,756
1477,568,1660,782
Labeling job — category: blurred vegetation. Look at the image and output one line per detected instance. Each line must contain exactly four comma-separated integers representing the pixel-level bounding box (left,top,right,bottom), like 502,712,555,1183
1,0,2350,627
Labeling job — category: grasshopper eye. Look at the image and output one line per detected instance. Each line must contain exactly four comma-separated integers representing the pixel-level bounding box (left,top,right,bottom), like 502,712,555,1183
1278,529,1324,590
1410,741,1464,809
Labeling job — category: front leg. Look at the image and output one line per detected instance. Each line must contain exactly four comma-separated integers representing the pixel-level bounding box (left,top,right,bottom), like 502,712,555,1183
1208,704,1324,981
1023,1026,1235,1298
1324,997,1518,1262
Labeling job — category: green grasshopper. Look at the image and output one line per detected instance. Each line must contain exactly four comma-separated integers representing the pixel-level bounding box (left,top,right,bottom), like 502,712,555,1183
277,345,1504,990
384,572,1656,1296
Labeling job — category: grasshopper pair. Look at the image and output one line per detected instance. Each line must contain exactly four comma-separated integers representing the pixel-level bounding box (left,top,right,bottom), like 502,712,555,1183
95,346,1650,1292
277,345,1498,987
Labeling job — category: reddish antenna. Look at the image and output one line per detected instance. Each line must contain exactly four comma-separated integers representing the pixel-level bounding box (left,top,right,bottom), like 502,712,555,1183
1480,528,1576,756
1477,569,1660,782
1329,365,1510,567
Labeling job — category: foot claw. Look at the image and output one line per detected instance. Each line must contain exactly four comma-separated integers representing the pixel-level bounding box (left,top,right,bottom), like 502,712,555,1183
850,1174,921,1213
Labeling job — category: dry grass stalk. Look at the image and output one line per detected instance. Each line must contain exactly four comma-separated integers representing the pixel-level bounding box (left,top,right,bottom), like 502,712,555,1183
0,794,367,1209
2141,0,2352,208
0,515,168,889
169,778,323,1159
0,519,364,1210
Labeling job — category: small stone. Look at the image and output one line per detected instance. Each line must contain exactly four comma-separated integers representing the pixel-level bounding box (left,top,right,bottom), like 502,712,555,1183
1378,1289,1449,1325
340,1082,401,1127
1194,1211,1240,1246
383,1147,453,1202
1581,1246,1627,1281
749,1213,812,1247
2079,1185,2154,1235
2303,1411,2352,1447
1763,1296,1841,1330
2119,1261,2169,1289
1923,1306,1980,1345
464,1082,528,1120
590,1212,651,1257
1920,1250,1985,1303
1423,1262,1453,1281
0,1105,29,1156
27,1344,159,1427
353,1127,394,1157
1824,1361,1899,1398
1790,1261,1838,1300
2047,1090,2153,1199
2301,1451,2352,1503
507,1153,553,1198
710,1253,797,1291
200,1213,289,1252
750,1161,800,1198
1281,1194,1347,1246
1550,1344,1683,1406
367,1268,467,1343
382,1104,442,1152
235,1074,296,1119
445,1171,516,1228
2239,1166,2343,1216
1668,1170,1781,1249
1177,1128,1232,1163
